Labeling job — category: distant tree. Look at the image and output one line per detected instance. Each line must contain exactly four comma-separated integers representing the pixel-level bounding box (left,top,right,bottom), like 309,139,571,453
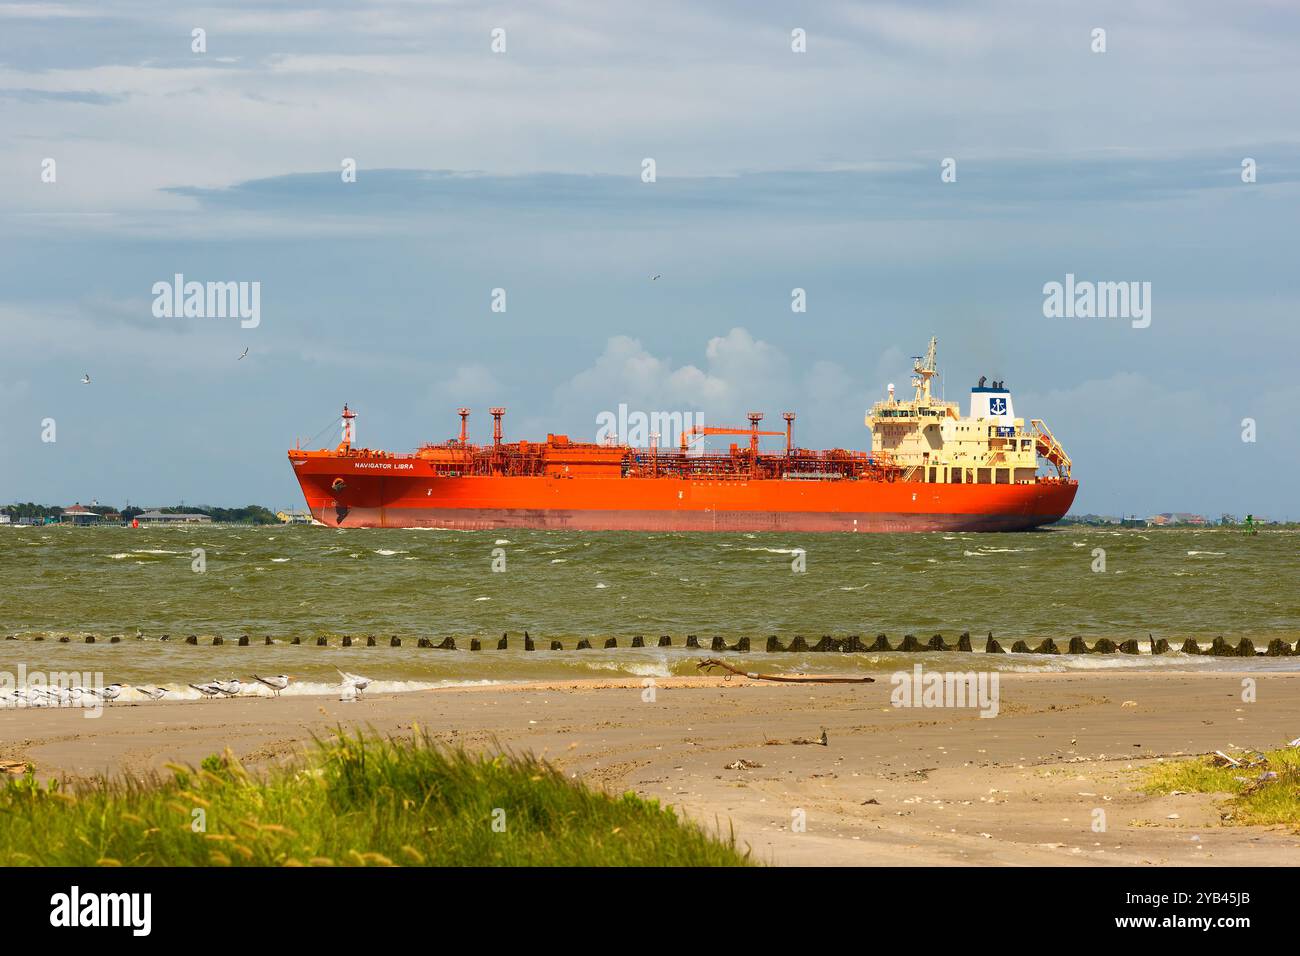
156,504,279,525
3,502,62,519
4,502,279,524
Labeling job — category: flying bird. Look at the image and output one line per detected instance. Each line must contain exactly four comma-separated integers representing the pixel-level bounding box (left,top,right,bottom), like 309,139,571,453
81,373,91,384
254,674,291,697
651,274,662,281
336,668,372,700
238,347,249,360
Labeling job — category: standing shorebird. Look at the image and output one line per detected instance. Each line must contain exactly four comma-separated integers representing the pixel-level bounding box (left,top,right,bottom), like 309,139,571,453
253,674,292,697
189,681,222,699
211,678,243,697
336,669,372,700
136,686,169,700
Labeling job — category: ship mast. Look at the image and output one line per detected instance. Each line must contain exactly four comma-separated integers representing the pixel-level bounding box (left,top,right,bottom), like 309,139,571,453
911,336,937,403
339,403,357,450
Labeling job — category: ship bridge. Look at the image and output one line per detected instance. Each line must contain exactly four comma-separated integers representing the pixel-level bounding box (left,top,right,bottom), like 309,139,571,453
866,338,1072,485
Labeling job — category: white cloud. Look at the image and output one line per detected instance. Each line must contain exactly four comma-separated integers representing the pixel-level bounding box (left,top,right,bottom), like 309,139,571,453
553,326,909,450
556,327,785,414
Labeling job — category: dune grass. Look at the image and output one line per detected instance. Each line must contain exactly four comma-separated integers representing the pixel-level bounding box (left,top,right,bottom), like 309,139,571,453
1141,744,1300,829
0,729,750,866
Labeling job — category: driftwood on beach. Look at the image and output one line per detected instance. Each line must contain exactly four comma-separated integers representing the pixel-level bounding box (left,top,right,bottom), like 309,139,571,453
696,658,875,684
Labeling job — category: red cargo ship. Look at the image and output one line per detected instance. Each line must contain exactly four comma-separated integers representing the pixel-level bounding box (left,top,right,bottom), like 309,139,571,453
288,339,1076,532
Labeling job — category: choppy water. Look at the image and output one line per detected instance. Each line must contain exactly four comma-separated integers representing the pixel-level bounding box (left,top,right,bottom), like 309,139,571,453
2,525,1298,694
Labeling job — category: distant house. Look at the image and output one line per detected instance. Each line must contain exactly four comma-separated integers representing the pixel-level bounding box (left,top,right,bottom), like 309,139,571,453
1146,512,1208,527
0,514,10,525
276,509,312,524
59,504,102,526
136,510,212,524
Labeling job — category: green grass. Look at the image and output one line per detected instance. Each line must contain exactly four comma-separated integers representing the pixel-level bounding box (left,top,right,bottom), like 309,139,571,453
1141,744,1300,830
0,729,750,866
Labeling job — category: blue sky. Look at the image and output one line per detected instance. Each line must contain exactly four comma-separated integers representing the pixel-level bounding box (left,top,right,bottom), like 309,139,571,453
1,0,1298,517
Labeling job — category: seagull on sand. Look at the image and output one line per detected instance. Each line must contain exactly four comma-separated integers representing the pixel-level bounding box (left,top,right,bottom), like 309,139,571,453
253,674,291,697
337,668,372,700
136,686,169,700
212,678,243,696
81,373,91,384
189,681,223,699
91,683,125,701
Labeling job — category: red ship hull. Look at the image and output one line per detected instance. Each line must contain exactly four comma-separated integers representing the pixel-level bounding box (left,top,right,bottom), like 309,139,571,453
289,455,1077,532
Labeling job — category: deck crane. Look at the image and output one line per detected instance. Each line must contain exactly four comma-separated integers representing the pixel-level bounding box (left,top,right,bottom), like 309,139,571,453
678,412,791,455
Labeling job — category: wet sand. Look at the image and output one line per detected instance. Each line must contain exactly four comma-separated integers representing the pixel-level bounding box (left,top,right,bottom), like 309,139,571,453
2,670,1297,866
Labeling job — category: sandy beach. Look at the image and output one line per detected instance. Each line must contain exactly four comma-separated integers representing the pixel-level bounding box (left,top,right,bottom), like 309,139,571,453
2,670,1297,866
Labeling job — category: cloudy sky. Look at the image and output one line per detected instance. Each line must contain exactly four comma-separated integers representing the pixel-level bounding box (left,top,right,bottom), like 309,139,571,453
1,0,1298,517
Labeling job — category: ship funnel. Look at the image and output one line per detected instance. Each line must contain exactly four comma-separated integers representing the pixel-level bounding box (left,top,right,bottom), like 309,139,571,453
970,384,1015,424
457,407,470,445
782,412,795,455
